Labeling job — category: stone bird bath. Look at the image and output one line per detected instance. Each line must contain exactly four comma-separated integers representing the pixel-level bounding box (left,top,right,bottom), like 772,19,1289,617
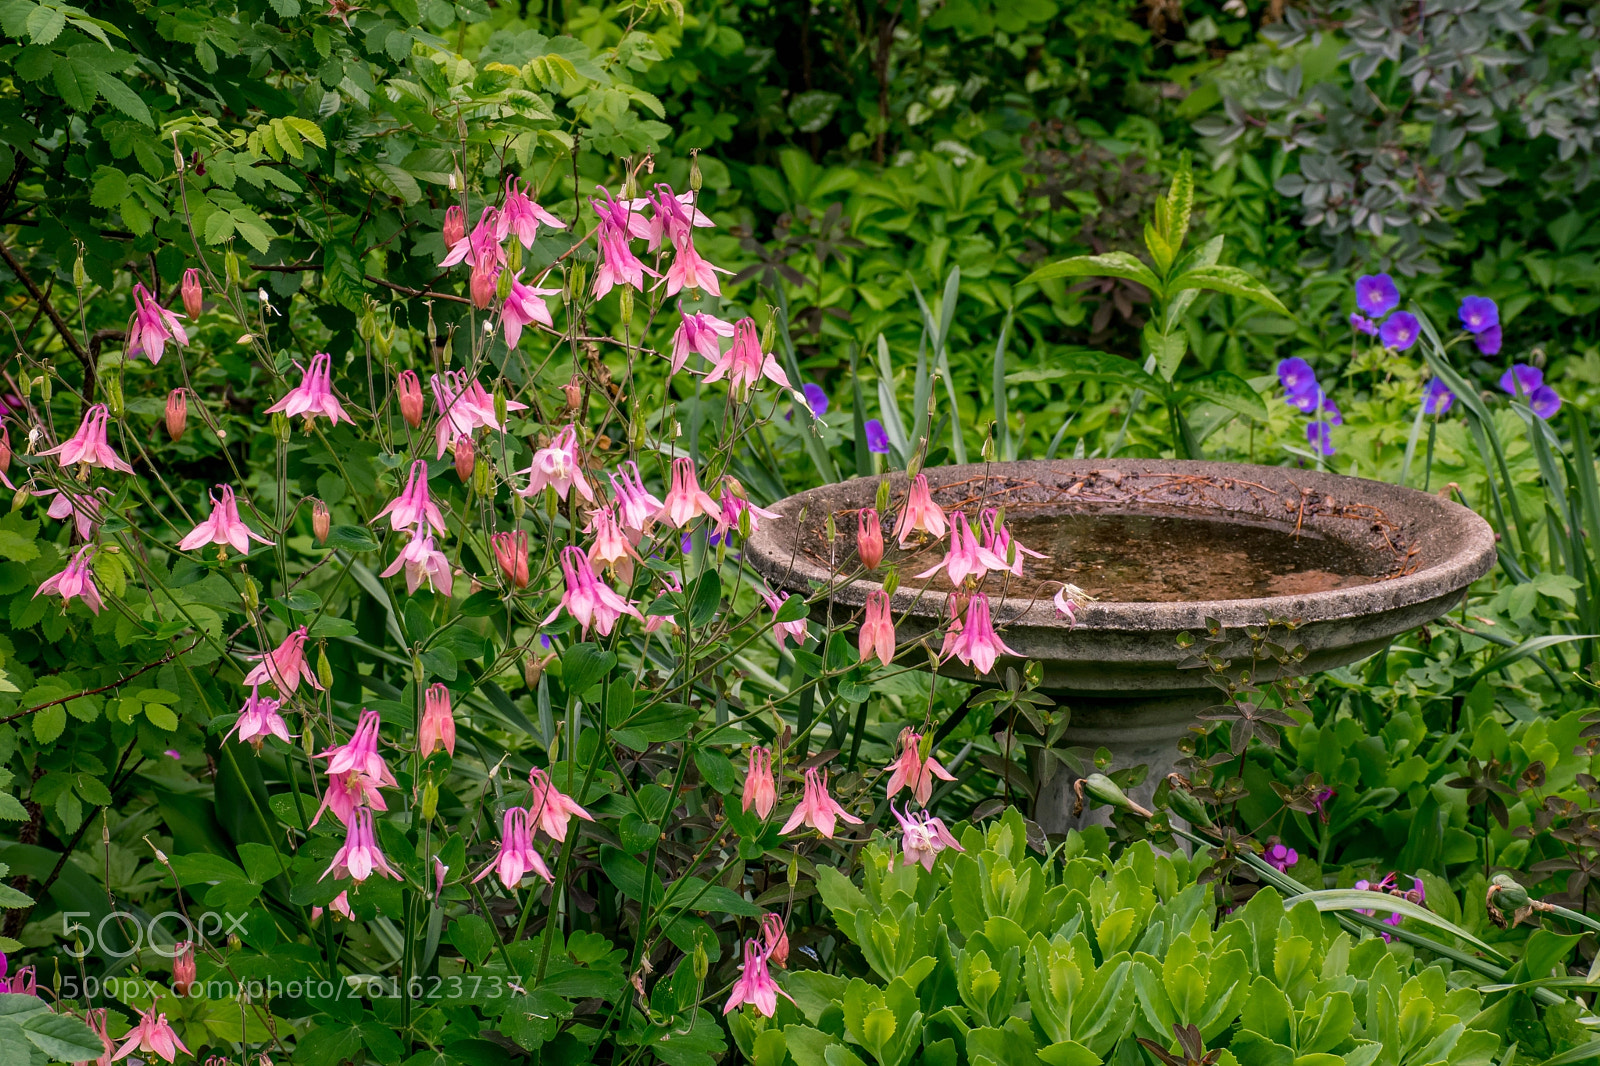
744,459,1496,833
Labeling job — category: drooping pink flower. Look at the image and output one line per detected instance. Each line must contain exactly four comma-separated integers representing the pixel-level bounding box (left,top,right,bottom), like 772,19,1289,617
36,486,103,540
858,590,897,668
780,767,862,838
34,546,103,614
702,318,789,398
397,369,425,429
83,1007,113,1066
762,590,809,649
473,807,553,889
661,231,731,297
884,727,954,806
742,747,776,819
165,387,187,441
172,941,196,997
723,938,795,1018
320,709,399,788
670,310,734,375
440,205,506,270
225,687,292,750
656,457,720,528
857,508,884,569
591,186,653,240
491,530,530,589
893,474,947,547
127,282,188,365
891,802,964,871
380,529,454,596
643,184,715,250
517,424,594,502
309,770,388,829
940,593,965,663
40,404,133,473
589,189,657,298
527,767,595,842
502,271,561,348
441,205,466,251
321,806,401,883
716,480,780,539
178,484,275,555
1053,584,1090,629
944,593,1017,676
469,263,498,309
541,546,642,638
610,460,663,534
313,890,356,921
420,683,455,757
181,268,204,319
497,176,566,248
243,626,323,693
915,510,1008,588
760,912,789,968
265,352,353,428
112,1007,190,1063
585,504,640,584
980,509,1046,576
375,460,446,536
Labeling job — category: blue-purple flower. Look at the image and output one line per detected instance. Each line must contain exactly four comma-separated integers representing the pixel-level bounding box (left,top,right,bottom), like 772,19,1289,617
802,382,829,418
1475,324,1502,356
1530,387,1562,419
1379,312,1420,351
1457,295,1498,335
1288,388,1340,423
1423,378,1454,416
864,419,890,455
1350,313,1379,337
1500,364,1561,419
1306,421,1335,456
1355,273,1399,317
1277,358,1317,397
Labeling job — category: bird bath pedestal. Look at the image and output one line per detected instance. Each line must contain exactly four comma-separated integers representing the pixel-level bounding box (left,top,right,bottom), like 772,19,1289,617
744,460,1496,834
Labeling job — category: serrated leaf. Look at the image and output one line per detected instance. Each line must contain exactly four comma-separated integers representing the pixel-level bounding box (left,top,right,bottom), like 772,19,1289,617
25,4,63,44
266,0,301,16
1167,265,1289,315
90,166,128,209
203,209,235,244
0,530,37,563
23,1012,106,1061
144,703,178,730
280,115,325,148
94,71,151,126
271,118,304,159
32,703,65,745
0,883,33,907
374,163,421,203
51,56,97,109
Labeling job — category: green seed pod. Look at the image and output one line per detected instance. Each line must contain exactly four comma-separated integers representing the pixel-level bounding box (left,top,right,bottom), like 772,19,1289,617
413,656,425,684
882,566,899,597
10,488,28,513
271,412,291,442
786,850,799,888
568,263,586,305
38,371,53,406
494,389,508,427
103,375,122,417
225,250,241,288
316,645,333,690
760,311,777,353
421,779,439,822
876,478,890,512
692,940,708,981
907,445,923,480
72,246,87,292
618,285,634,324
823,512,835,543
242,576,259,612
689,153,703,192
495,267,514,302
506,238,523,276
473,456,493,496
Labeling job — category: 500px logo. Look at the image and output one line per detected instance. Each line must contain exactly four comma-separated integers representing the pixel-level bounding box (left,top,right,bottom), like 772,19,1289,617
61,911,248,959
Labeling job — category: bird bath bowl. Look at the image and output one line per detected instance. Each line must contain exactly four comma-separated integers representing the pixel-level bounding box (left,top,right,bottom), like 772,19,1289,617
743,459,1496,833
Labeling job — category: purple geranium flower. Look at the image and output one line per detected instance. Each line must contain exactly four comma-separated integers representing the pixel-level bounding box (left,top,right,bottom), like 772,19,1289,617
864,418,890,454
1475,324,1502,356
1277,357,1317,397
1287,387,1338,423
1350,313,1379,337
1457,295,1499,335
1355,273,1399,317
1423,378,1454,416
1307,420,1335,456
1530,386,1562,420
802,382,829,418
1379,312,1420,351
1499,364,1543,396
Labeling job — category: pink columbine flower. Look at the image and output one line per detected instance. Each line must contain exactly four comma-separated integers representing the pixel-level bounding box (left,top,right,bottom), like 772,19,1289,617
225,687,292,750
265,352,353,428
440,205,506,269
473,807,553,889
1053,584,1091,630
491,530,530,588
656,457,720,528
321,806,401,883
127,282,188,365
181,268,204,319
643,184,715,250
723,938,795,1018
420,683,455,757
590,190,657,298
441,205,466,250
243,626,323,693
397,369,425,428
763,590,809,649
716,480,781,539
542,546,643,638
527,767,595,842
427,370,513,459
780,767,862,838
592,186,653,240
884,727,955,806
916,510,1008,588
670,310,735,375
36,487,103,540
502,271,561,348
172,941,196,996
375,460,446,536
321,709,399,788
380,529,454,596
112,1007,191,1063
310,770,388,829
858,590,896,668
611,460,663,534
586,504,640,584
945,593,1017,676
313,890,357,921
703,317,789,398
980,509,1046,576
84,1007,113,1066
34,546,103,614
743,747,776,819
178,484,275,554
760,912,789,968
893,474,947,546
891,802,964,871
939,594,965,663
661,231,731,297
497,176,566,248
40,404,132,473
857,508,884,569
517,424,595,502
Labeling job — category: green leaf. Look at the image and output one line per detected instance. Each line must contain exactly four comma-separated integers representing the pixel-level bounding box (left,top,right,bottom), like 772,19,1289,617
266,0,301,16
1143,324,1187,382
1281,890,1511,964
1178,372,1268,421
22,1011,104,1061
32,704,65,745
1023,251,1160,292
51,56,97,110
94,72,152,126
145,703,178,730
1005,350,1162,393
25,3,63,44
450,913,494,965
560,643,615,697
0,530,37,563
688,570,721,627
1167,265,1289,315
90,166,128,209
327,525,380,552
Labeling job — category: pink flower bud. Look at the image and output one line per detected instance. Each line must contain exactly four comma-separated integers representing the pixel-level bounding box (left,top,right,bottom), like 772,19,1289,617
857,508,884,569
311,498,330,544
442,205,466,250
165,388,187,441
396,370,424,429
470,264,497,309
453,434,474,483
491,530,530,588
173,941,196,996
562,376,582,412
181,268,203,320
0,425,11,475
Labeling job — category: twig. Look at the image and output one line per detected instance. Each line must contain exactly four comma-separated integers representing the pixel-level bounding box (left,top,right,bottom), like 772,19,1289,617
0,635,204,726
